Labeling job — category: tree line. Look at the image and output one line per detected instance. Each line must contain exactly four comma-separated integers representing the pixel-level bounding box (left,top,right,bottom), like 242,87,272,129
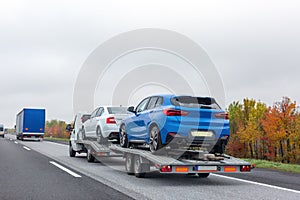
226,97,300,164
45,120,69,138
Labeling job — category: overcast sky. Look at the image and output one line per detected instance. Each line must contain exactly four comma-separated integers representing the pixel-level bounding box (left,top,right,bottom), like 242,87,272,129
0,0,300,127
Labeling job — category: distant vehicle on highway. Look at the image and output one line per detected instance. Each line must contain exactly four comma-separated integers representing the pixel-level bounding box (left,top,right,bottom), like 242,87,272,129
119,95,230,153
0,124,4,138
16,108,46,141
82,106,130,143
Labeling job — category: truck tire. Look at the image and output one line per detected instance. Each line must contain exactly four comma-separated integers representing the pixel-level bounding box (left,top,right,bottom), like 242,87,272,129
133,155,146,178
69,143,76,157
125,154,134,175
197,173,210,178
87,149,95,163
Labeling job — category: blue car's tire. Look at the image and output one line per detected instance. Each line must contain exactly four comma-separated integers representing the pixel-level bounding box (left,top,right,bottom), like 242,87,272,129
149,125,163,153
120,125,129,148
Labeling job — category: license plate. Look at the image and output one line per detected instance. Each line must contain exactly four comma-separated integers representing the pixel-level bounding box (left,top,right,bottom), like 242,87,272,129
191,131,213,137
195,166,217,172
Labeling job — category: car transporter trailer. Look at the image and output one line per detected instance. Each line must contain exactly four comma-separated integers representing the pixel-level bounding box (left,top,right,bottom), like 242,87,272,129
69,138,252,178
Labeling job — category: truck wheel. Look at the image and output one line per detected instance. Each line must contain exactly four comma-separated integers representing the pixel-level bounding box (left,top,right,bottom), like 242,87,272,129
197,173,210,178
149,125,163,153
125,154,134,175
87,149,95,163
134,155,146,178
69,143,76,157
120,125,129,148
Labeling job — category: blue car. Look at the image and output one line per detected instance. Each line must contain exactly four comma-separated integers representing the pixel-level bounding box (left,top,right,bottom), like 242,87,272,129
119,95,230,153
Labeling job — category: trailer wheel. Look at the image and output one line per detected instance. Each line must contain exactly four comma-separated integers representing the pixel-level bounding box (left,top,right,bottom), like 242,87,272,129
197,173,210,178
149,125,163,153
69,143,76,157
120,125,129,148
87,149,95,163
125,154,134,175
133,155,146,178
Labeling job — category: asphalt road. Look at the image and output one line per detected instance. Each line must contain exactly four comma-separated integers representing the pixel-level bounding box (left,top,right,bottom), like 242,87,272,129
0,137,132,200
2,134,300,200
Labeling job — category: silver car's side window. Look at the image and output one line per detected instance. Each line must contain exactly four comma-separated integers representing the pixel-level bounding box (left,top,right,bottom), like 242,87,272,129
136,98,150,113
96,107,104,117
90,108,98,118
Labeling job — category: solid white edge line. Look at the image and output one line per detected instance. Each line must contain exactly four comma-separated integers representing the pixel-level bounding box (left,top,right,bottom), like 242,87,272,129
212,174,300,194
49,161,81,178
23,146,31,151
14,141,18,144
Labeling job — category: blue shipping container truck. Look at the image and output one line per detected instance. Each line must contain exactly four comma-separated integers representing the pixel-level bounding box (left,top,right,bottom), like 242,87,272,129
16,108,46,141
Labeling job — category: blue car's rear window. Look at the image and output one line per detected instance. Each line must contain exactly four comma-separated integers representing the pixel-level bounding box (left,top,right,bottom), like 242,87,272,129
171,96,221,109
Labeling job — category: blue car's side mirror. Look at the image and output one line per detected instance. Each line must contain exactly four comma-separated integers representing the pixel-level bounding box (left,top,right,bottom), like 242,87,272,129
127,106,135,113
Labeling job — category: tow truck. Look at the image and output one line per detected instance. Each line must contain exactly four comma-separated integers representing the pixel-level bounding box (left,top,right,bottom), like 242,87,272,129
67,113,252,178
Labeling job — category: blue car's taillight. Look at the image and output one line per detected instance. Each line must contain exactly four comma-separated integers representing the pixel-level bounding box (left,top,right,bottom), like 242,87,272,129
215,112,229,120
163,109,189,116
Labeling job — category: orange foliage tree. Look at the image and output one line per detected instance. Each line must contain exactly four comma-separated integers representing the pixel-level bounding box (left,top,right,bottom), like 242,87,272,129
226,97,300,164
44,120,68,139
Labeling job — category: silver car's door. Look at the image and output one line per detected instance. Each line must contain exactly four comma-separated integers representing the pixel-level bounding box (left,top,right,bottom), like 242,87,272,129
85,108,98,137
90,107,104,138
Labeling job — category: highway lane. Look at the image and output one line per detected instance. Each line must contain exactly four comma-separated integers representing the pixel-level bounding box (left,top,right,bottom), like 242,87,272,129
3,134,300,200
0,137,132,200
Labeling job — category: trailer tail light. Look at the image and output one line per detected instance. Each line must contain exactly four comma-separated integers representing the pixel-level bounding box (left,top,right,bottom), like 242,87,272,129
240,165,251,172
215,112,229,120
160,165,172,172
163,109,189,116
106,117,116,124
175,166,189,173
40,128,43,131
25,128,29,131
224,166,237,172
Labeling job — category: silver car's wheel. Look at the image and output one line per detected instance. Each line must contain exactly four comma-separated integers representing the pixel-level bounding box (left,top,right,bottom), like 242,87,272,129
120,125,128,148
149,125,162,153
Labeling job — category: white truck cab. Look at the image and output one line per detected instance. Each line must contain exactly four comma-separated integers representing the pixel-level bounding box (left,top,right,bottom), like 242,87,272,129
67,113,90,156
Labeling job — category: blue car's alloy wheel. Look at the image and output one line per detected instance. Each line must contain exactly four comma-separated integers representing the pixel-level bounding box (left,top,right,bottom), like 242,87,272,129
149,125,163,152
120,125,128,148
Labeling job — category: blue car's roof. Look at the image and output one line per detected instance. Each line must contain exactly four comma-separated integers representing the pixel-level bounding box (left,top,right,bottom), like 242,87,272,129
147,94,213,99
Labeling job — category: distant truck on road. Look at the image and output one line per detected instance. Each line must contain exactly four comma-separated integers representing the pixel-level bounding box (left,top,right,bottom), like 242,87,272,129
0,124,4,138
16,108,46,141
